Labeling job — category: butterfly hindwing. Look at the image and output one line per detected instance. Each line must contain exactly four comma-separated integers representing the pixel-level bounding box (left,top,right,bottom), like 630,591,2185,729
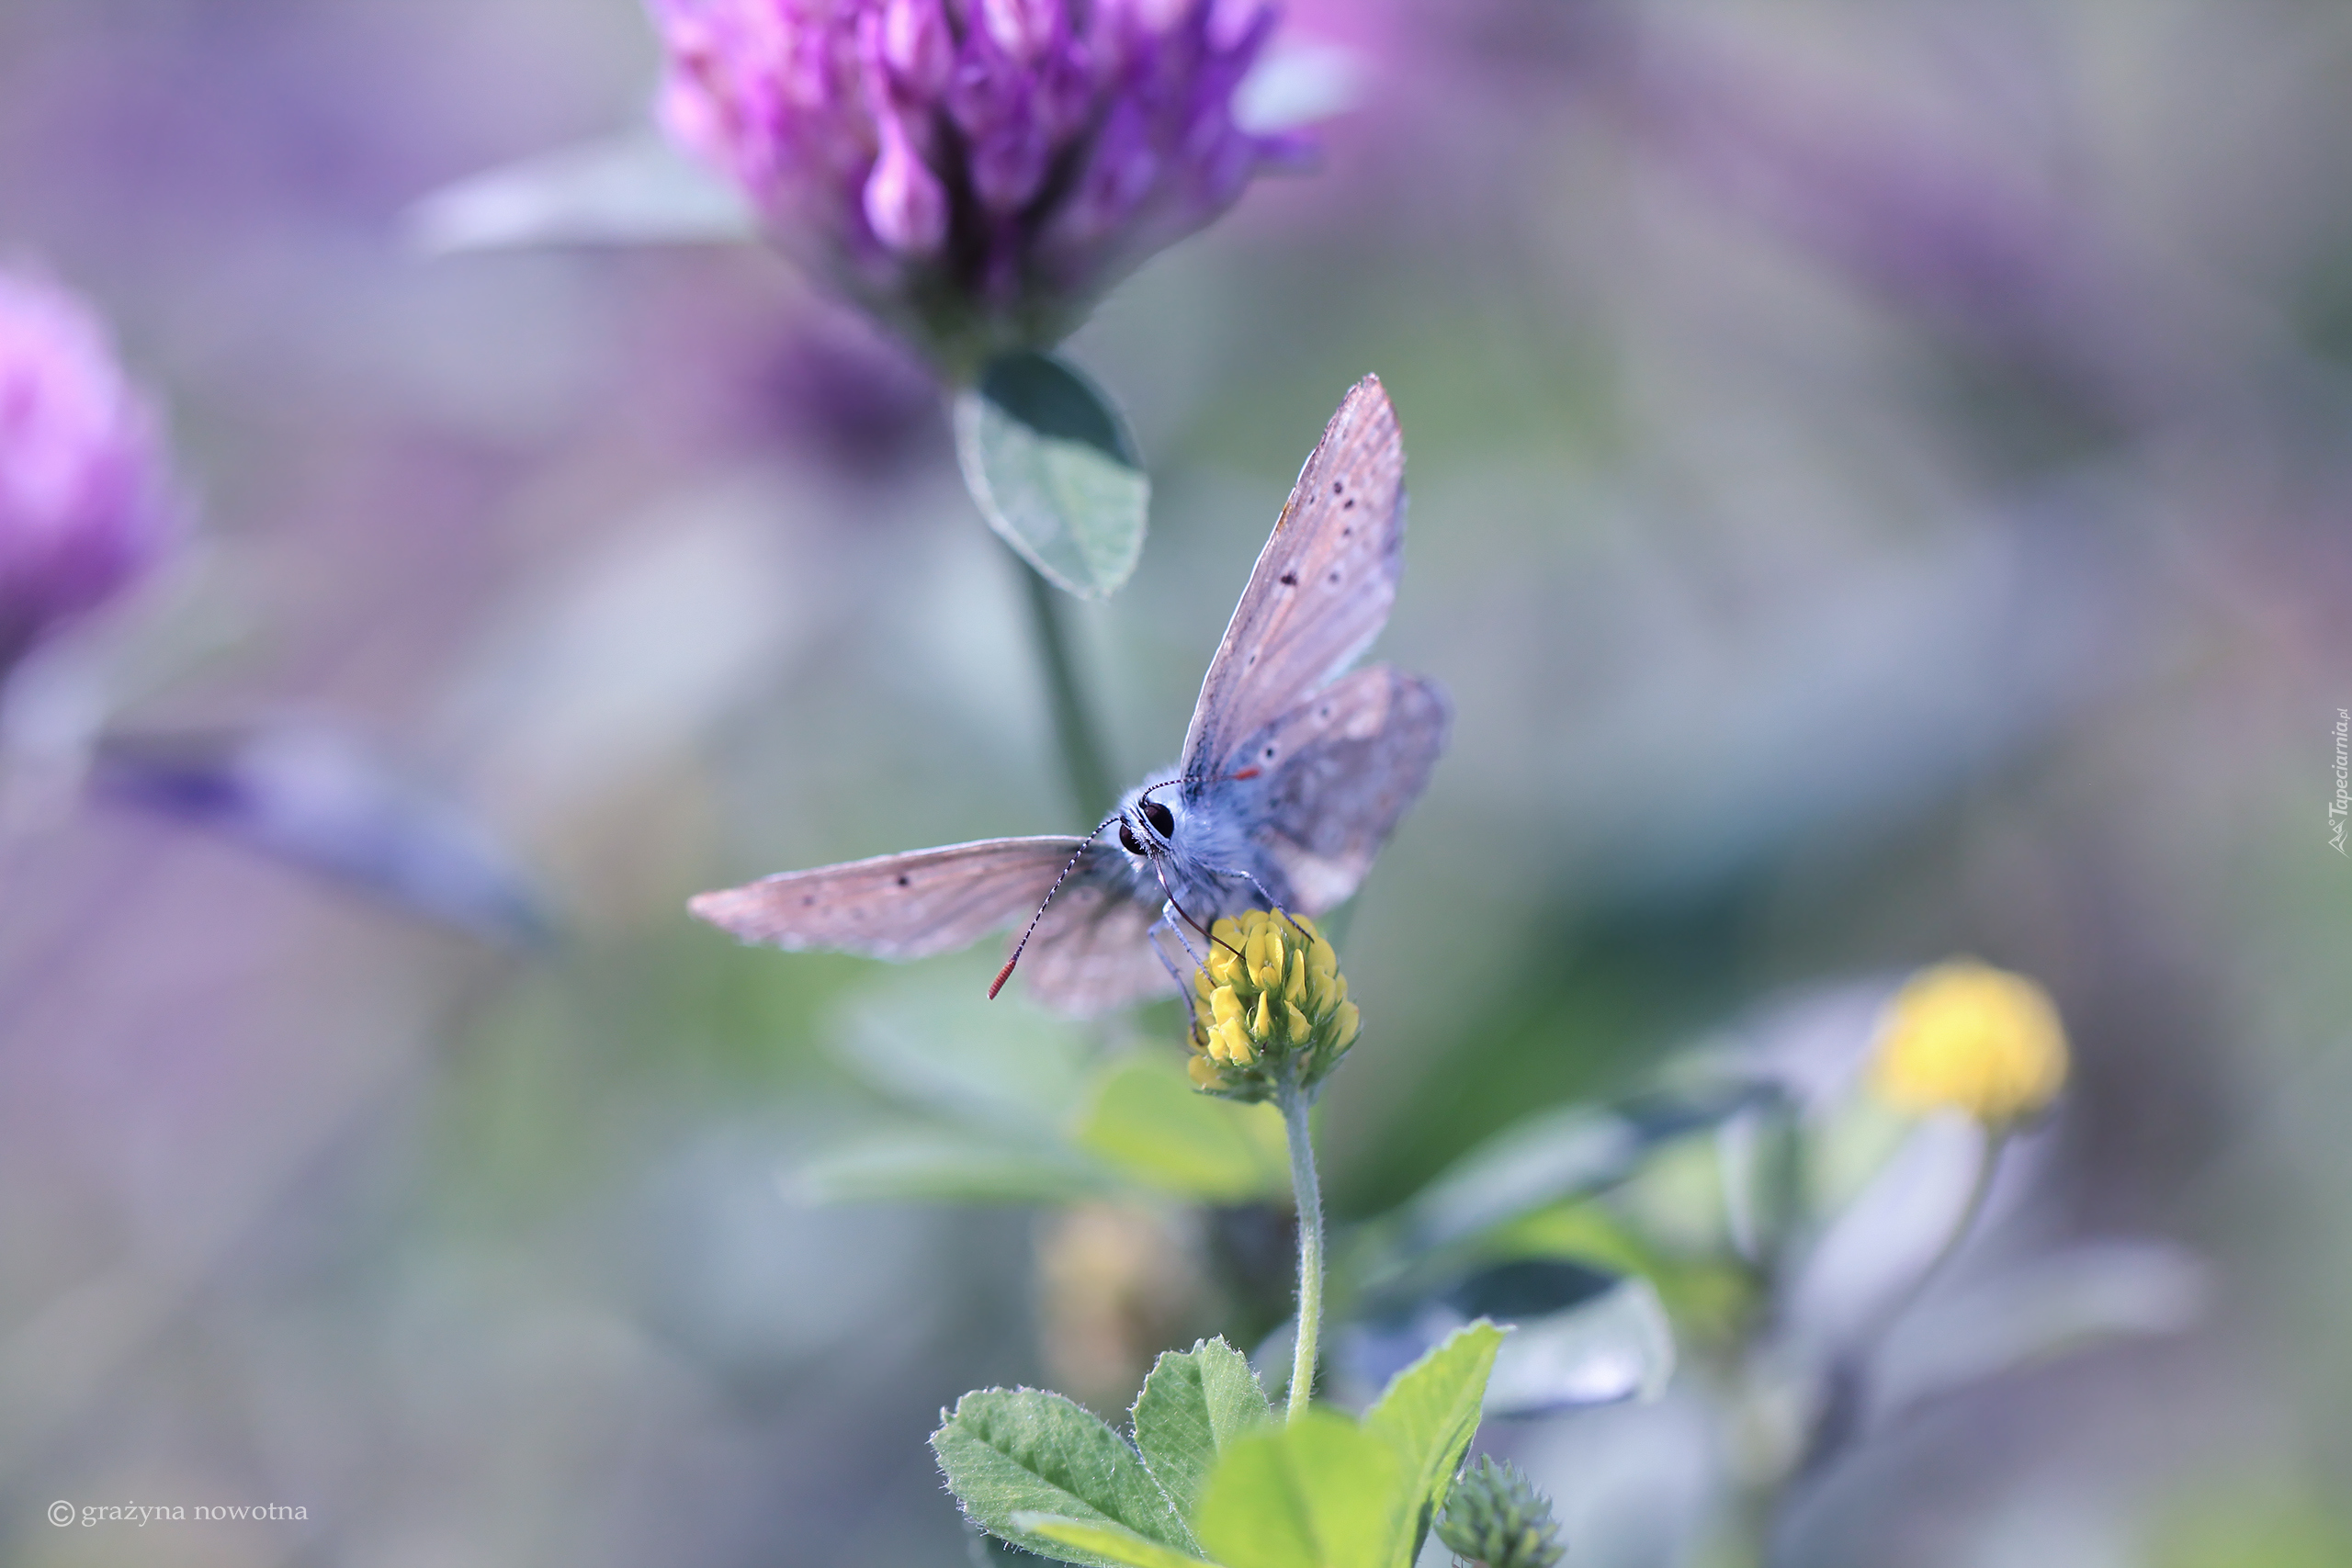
1179,376,1408,784
1016,861,1179,1015
1238,664,1452,913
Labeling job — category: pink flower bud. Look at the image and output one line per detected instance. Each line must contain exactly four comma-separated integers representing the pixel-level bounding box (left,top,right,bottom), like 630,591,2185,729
969,116,1054,213
978,0,1063,63
863,111,949,255
1060,98,1160,243
878,0,953,96
0,271,178,669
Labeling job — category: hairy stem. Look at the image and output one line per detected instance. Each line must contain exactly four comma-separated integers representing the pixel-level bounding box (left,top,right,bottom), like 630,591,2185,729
1279,1070,1324,1422
1012,547,1115,820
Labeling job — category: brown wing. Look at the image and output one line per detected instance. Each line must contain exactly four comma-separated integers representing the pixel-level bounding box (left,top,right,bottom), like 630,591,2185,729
1015,872,1176,1016
1243,665,1452,913
688,837,1089,960
1179,377,1408,783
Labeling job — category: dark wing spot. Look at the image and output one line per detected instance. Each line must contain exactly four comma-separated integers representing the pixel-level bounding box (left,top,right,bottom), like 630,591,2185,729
1333,479,1345,493
1328,570,1342,584
801,894,815,906
1279,571,1298,586
1342,525,1354,536
895,874,910,886
1319,705,1332,719
1343,498,1356,510
1264,745,1277,759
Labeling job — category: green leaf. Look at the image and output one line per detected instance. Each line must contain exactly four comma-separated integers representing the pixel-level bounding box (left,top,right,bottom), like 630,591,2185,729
1362,1321,1506,1561
1131,1338,1274,1529
1396,1107,1645,1255
1489,1201,1751,1351
934,1389,1193,1567
1481,1278,1676,1413
1807,1096,1922,1220
406,129,757,254
796,1132,1116,1205
1075,1055,1289,1201
1192,1410,1411,1568
1880,1239,2205,1419
833,964,1101,1134
1010,1515,1226,1568
953,351,1148,599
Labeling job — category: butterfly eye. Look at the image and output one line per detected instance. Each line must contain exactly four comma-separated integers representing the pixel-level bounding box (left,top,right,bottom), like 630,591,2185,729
1141,799,1175,838
1118,820,1146,856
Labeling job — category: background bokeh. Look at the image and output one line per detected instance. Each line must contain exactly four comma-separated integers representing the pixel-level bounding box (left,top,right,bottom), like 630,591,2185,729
3,0,2349,1563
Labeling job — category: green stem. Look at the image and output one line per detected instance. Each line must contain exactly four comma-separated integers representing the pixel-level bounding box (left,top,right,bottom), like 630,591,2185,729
1011,545,1116,821
1279,1069,1324,1423
1887,1125,2007,1329
1781,1122,2011,1512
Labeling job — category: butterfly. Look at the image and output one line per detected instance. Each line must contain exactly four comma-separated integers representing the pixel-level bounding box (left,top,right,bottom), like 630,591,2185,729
689,375,1450,1014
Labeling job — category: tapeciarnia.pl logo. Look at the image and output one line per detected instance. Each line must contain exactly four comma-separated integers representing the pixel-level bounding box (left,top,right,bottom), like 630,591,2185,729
2331,708,2348,856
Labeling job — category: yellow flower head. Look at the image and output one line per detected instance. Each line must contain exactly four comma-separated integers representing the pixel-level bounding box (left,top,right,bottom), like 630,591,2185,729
1871,960,2070,1127
1185,909,1361,1101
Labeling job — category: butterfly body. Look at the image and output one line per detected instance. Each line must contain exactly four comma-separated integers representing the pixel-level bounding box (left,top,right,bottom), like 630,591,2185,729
691,376,1448,1014
1111,773,1283,913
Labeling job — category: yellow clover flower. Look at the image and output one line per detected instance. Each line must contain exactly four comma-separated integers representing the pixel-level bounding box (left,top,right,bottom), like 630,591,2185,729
1871,959,2070,1128
1186,910,1360,1101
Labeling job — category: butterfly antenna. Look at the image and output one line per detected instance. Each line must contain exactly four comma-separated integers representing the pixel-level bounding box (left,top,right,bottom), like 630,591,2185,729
990,816,1119,999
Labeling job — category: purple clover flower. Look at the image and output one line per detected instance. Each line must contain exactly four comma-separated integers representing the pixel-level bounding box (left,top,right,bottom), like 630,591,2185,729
0,271,179,676
651,0,1306,370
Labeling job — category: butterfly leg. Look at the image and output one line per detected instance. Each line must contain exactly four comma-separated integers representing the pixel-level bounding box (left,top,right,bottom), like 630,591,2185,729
1148,917,1218,1047
1147,916,1200,993
1198,863,1298,926
1153,908,1205,966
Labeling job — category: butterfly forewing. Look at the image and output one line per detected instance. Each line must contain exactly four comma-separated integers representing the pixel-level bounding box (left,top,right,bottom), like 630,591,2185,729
1179,376,1408,784
688,837,1089,960
1240,664,1453,911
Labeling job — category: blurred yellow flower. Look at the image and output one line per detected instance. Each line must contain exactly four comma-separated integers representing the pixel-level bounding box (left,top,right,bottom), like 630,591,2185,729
1035,1202,1205,1415
1186,910,1360,1101
1871,960,2070,1126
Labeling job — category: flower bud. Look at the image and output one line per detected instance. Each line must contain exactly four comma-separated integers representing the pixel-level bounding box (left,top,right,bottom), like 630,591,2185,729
861,107,950,255
649,0,1308,372
1435,1456,1566,1568
0,270,178,676
878,0,954,93
1186,909,1358,1102
1870,959,2070,1129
